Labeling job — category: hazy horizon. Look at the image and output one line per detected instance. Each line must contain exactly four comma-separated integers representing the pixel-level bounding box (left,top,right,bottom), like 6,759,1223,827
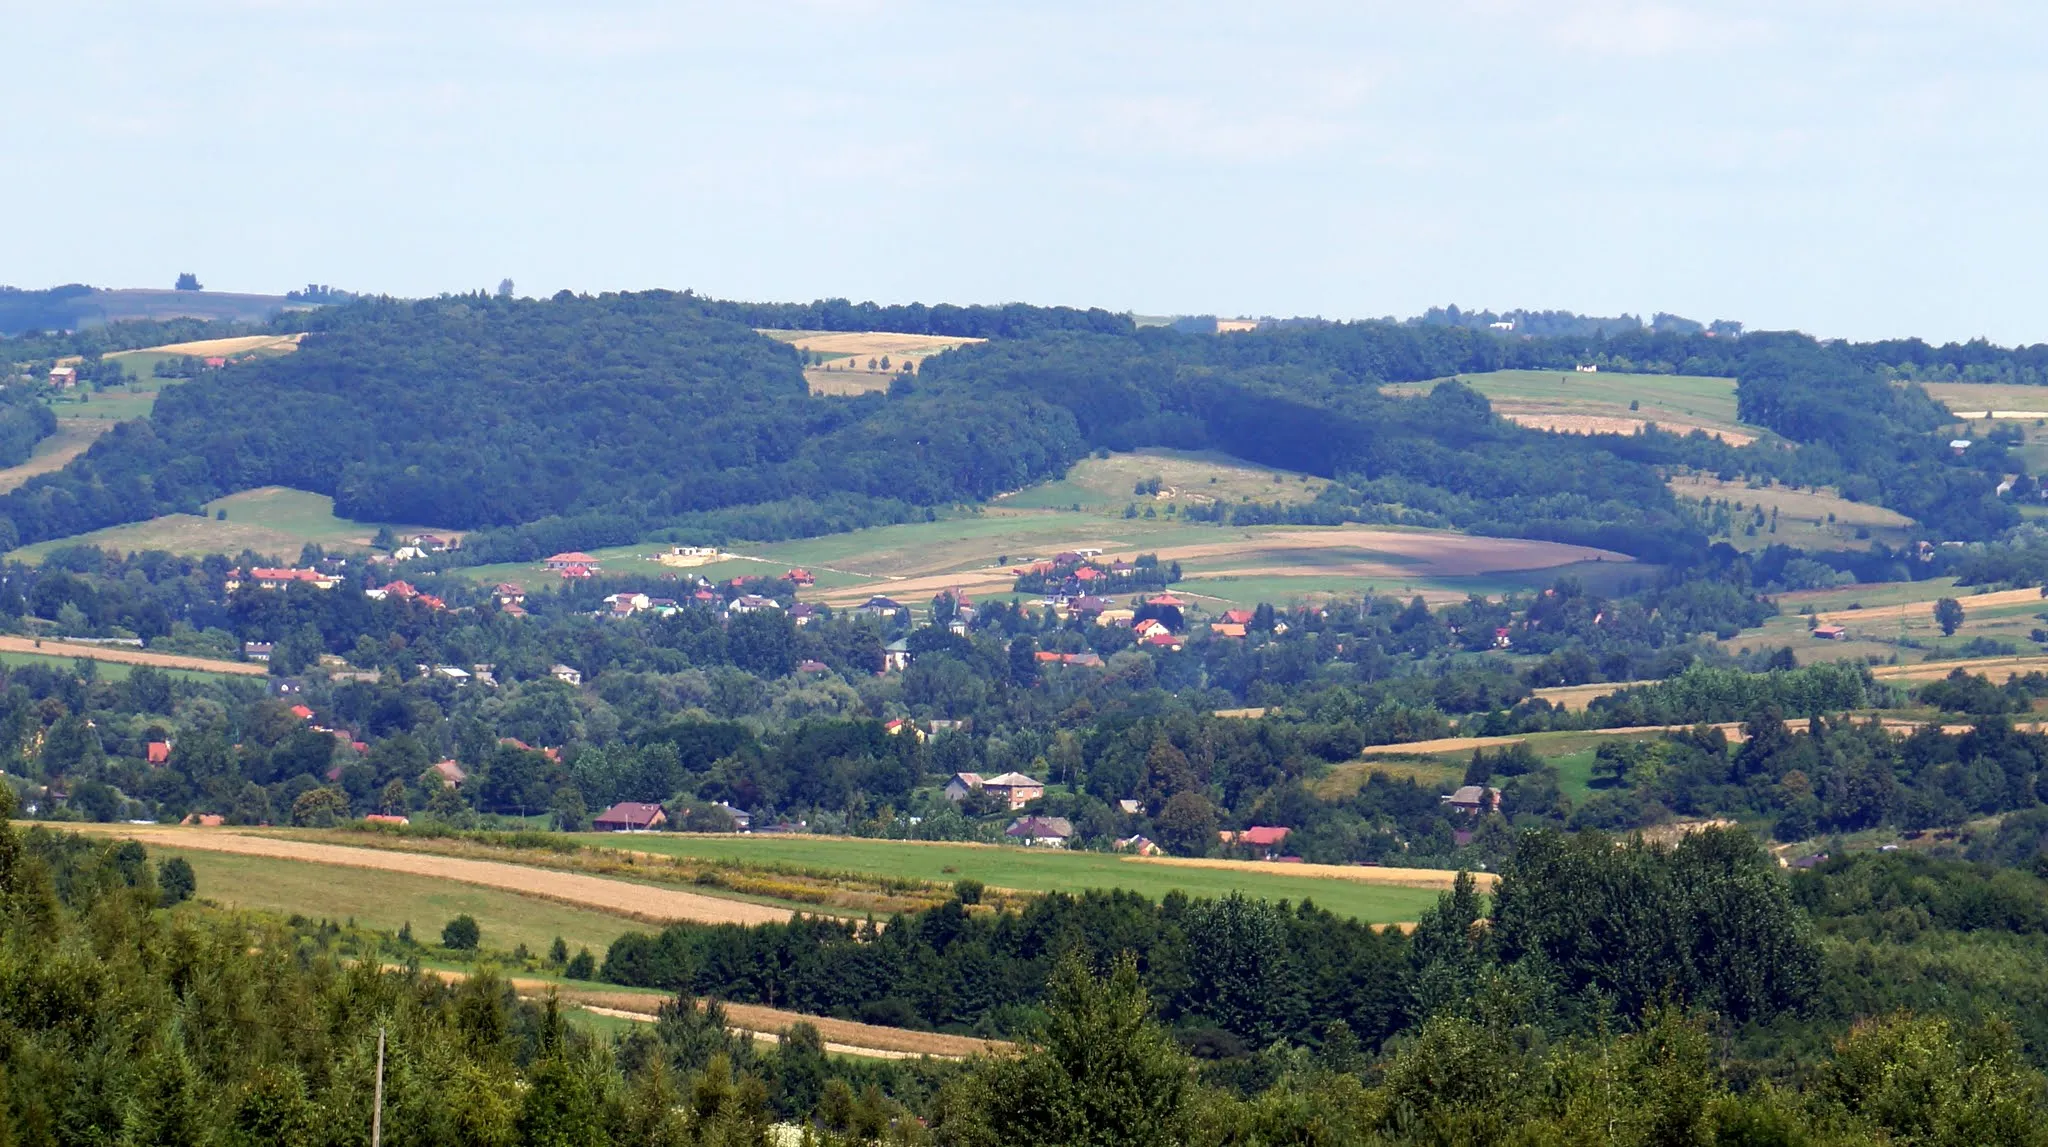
8,2,2047,345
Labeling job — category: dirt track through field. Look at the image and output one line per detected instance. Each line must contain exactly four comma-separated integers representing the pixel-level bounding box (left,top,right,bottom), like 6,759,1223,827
1500,411,1756,445
422,971,1007,1059
75,827,796,926
0,635,264,675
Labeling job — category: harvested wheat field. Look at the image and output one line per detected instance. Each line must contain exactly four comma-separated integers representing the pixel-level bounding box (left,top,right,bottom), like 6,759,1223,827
1869,655,2048,684
761,330,984,395
1816,587,2046,626
78,827,795,927
1130,855,1498,891
0,635,263,675
129,332,306,358
1501,411,1756,445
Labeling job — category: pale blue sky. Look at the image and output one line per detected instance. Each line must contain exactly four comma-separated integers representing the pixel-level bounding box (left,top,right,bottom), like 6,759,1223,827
5,2,2046,343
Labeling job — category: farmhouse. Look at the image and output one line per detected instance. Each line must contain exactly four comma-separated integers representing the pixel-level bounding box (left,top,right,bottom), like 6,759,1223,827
945,770,1044,809
551,663,583,686
1114,834,1160,856
786,568,816,586
1006,815,1074,847
1220,825,1292,860
544,552,600,571
1444,784,1502,814
48,366,77,387
593,801,668,832
855,596,907,618
493,583,526,604
234,567,340,591
429,759,467,788
1811,624,1847,640
146,741,171,765
728,594,783,614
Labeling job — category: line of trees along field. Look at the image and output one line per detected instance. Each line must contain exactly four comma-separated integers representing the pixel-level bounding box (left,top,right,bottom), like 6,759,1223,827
0,290,2035,558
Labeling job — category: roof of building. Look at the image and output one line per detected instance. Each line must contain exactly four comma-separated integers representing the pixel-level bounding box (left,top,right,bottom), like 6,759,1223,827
546,552,597,563
1446,784,1500,806
594,801,667,826
1007,815,1074,838
980,772,1043,788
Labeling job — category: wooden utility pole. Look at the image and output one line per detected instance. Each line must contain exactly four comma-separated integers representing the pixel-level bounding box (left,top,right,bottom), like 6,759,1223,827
371,1026,386,1147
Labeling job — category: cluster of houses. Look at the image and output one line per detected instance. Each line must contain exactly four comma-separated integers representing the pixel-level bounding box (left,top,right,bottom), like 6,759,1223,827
228,567,342,592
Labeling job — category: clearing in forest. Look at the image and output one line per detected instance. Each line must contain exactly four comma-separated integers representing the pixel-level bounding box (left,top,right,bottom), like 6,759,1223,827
1669,473,1914,552
1384,369,1758,444
757,330,985,395
7,486,459,565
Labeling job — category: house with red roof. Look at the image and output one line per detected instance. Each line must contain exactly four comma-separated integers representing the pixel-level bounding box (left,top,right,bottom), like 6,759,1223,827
1221,609,1255,626
146,741,171,765
1220,825,1292,859
544,552,599,571
288,704,315,721
786,568,816,586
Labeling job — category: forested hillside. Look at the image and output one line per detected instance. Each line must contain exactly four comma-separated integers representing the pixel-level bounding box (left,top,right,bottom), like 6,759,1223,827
0,291,2037,558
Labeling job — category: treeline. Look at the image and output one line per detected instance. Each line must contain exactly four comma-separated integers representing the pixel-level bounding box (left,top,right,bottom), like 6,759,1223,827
605,827,1816,1045
687,294,1136,338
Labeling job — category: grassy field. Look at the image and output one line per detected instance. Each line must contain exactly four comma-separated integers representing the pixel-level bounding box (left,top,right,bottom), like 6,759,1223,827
0,649,245,682
571,833,1445,924
156,846,640,956
1670,473,1914,553
999,448,1332,513
448,508,1632,615
1384,369,1757,443
8,486,457,564
0,419,112,493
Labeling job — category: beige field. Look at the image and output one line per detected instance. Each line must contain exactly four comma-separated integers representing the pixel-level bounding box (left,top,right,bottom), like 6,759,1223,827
0,419,111,493
117,332,306,359
1501,412,1755,445
760,330,984,396
1869,655,2048,684
0,635,262,676
1131,855,1497,891
805,526,1629,608
81,827,797,926
453,976,1009,1059
1672,473,1915,553
1917,381,2048,416
1815,586,2046,626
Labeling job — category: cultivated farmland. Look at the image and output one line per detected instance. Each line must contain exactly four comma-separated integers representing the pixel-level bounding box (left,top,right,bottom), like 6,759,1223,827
1383,369,1759,444
569,832,1448,924
759,330,985,396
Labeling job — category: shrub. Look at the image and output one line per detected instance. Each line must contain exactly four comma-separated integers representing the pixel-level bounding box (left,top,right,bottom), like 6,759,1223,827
441,914,480,950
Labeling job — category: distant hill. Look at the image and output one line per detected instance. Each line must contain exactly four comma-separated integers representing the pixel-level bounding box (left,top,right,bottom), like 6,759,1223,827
0,288,2032,560
0,285,301,336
